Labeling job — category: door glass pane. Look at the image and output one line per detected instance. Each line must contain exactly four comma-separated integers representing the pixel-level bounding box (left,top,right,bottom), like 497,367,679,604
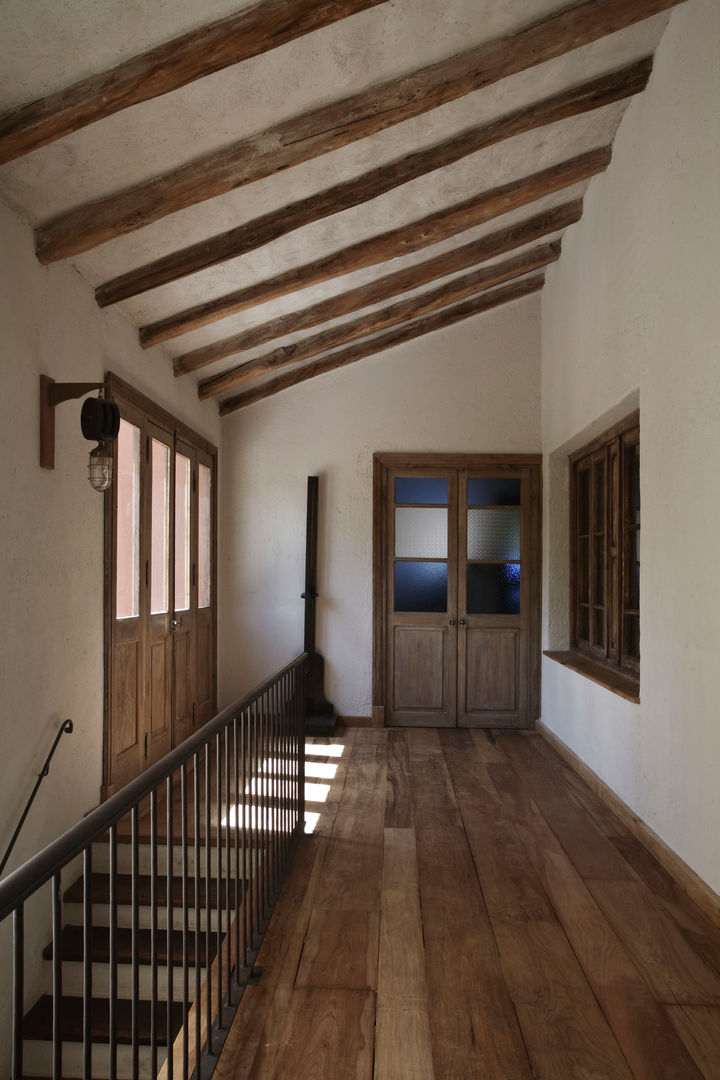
467,478,521,506
116,419,140,620
394,562,447,613
395,507,447,558
198,464,212,609
466,563,520,615
467,508,520,560
175,453,191,612
151,440,170,615
394,477,448,505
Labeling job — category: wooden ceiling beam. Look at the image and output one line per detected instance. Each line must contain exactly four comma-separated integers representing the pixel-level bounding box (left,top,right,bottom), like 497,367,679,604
219,274,544,415
142,146,609,348
35,0,682,263
174,200,582,376
198,243,560,398
96,59,650,307
0,0,388,166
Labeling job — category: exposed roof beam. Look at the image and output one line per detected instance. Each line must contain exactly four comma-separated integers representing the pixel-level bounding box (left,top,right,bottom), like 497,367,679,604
96,59,650,307
219,274,544,415
0,0,389,166
174,200,582,376
142,146,609,347
199,243,560,399
35,0,682,263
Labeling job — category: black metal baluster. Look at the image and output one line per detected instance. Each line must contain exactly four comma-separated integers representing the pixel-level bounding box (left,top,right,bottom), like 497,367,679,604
224,725,231,1006
233,716,240,982
52,871,62,1080
109,825,118,1080
12,904,23,1080
241,710,248,970
150,790,158,1079
271,684,278,901
167,773,174,1080
263,692,270,923
131,806,140,1080
193,753,201,1078
83,846,92,1080
215,732,223,1027
205,744,212,1054
181,761,189,1080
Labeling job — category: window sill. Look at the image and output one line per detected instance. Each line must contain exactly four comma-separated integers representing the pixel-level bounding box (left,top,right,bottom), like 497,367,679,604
544,650,640,703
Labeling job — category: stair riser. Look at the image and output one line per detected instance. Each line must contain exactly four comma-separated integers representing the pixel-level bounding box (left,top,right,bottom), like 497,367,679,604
92,840,267,877
63,899,229,932
42,959,200,1002
24,1039,155,1080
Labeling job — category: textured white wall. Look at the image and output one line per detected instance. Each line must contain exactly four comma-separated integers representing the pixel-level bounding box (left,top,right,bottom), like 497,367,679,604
0,200,220,1061
541,0,720,892
219,297,541,716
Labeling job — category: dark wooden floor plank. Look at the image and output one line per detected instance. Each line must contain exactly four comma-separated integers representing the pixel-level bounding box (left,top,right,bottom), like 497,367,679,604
587,878,720,1005
269,988,375,1080
295,907,379,990
408,731,533,1079
488,759,706,1079
494,918,635,1079
494,732,635,881
384,728,414,828
665,1004,720,1077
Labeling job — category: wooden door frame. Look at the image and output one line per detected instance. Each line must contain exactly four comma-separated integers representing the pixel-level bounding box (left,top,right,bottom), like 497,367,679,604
102,372,218,797
372,451,542,729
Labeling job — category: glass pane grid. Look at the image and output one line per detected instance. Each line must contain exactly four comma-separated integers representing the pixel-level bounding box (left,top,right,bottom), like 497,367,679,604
467,508,520,561
150,440,170,615
467,478,521,506
394,477,448,505
394,561,448,613
395,507,447,559
116,419,140,620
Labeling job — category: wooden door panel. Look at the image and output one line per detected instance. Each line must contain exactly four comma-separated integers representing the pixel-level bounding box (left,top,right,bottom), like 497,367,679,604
173,626,194,744
196,613,213,726
463,628,518,714
394,627,446,711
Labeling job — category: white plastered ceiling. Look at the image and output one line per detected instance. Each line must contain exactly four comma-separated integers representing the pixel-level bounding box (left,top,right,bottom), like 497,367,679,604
0,1,673,403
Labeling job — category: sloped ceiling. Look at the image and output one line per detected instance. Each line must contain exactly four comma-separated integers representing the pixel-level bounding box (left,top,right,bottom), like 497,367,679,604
0,0,684,414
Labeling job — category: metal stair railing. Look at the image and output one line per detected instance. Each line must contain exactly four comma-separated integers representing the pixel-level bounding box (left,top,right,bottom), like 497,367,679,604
0,653,307,1080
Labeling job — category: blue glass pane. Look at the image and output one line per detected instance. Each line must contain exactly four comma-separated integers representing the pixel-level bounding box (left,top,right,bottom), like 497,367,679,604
467,563,521,615
395,477,448,505
394,562,448,613
467,478,521,506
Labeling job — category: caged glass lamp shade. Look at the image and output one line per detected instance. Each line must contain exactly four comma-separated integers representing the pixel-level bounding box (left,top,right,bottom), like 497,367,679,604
88,442,113,492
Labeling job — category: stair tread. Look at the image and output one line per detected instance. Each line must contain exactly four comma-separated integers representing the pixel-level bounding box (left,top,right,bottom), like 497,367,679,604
64,871,244,908
42,924,218,965
23,994,187,1045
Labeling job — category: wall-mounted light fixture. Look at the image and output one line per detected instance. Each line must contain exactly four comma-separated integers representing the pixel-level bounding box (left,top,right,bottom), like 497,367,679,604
40,375,121,492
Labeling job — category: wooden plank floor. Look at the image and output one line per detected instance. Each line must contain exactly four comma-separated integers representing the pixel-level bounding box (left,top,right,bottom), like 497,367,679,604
214,728,720,1080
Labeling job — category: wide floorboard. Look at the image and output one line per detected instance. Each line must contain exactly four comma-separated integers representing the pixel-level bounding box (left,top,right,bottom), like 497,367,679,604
214,728,720,1080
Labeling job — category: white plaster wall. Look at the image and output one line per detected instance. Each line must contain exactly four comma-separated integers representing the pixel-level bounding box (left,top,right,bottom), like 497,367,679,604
0,199,220,1068
219,296,541,716
541,0,720,893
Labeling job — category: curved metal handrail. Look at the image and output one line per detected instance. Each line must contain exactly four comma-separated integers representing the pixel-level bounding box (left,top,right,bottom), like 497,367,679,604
0,718,74,879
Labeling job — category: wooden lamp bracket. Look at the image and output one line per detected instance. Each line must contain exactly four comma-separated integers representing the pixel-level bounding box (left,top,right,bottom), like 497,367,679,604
39,374,106,470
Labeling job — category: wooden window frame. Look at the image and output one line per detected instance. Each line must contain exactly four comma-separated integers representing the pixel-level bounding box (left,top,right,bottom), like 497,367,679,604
553,411,640,701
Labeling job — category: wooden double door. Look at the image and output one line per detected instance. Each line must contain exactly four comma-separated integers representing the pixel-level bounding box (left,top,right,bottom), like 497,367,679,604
104,376,217,796
376,455,541,728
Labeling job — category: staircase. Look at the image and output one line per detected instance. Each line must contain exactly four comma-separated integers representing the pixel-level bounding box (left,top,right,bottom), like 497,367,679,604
21,831,248,1079
0,654,306,1080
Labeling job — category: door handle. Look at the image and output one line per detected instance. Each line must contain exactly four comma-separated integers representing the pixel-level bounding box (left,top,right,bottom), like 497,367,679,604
449,618,456,627
459,618,466,627
172,615,184,630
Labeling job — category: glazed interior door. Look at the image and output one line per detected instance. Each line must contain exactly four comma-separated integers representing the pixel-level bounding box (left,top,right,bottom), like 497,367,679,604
146,424,173,764
172,440,196,746
386,463,536,728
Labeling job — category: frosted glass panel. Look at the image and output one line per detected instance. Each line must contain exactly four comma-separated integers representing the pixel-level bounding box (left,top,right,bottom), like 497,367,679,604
395,507,447,558
467,563,521,615
394,562,447,613
467,508,520,560
395,477,448,505
116,419,140,620
150,440,170,615
467,478,521,506
198,464,212,609
175,454,191,612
